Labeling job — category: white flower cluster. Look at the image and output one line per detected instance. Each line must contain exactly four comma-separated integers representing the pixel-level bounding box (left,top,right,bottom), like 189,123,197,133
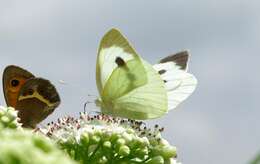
38,113,180,164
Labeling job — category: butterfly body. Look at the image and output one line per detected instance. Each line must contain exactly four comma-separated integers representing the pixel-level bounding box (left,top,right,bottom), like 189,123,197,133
3,65,60,128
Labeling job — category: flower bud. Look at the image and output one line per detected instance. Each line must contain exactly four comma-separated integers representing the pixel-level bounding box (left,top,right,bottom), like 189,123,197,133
90,135,101,144
146,156,164,164
116,138,126,146
1,116,10,123
161,146,177,159
134,147,149,158
103,141,111,149
118,145,130,157
80,132,89,146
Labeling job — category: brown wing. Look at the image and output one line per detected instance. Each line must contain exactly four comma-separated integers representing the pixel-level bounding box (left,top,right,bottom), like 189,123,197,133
159,50,189,70
16,78,60,128
3,65,35,107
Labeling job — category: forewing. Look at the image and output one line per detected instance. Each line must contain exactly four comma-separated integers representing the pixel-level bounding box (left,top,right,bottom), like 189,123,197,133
96,28,147,95
3,65,35,107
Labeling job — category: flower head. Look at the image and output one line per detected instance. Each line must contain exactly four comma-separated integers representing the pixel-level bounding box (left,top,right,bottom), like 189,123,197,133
38,112,180,164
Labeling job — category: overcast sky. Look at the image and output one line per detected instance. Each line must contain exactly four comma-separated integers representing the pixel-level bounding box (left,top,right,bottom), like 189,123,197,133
0,1,260,163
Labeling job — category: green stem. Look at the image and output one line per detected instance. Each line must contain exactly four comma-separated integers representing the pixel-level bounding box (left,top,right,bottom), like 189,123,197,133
83,145,89,163
88,143,101,162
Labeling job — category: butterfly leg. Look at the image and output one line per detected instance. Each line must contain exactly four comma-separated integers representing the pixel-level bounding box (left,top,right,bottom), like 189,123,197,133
83,101,101,115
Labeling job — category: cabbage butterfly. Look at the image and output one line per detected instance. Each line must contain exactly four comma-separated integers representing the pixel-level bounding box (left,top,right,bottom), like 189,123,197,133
95,29,197,120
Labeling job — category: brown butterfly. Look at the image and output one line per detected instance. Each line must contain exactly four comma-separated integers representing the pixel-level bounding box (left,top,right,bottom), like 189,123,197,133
2,65,60,128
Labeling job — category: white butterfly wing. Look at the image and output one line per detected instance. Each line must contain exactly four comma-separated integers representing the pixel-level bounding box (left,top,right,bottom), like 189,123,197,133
153,51,197,110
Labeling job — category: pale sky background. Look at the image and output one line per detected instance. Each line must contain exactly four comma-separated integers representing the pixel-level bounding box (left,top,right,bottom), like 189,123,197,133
0,1,259,164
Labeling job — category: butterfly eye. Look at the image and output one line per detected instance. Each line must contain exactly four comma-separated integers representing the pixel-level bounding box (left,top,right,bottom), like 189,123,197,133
10,79,20,87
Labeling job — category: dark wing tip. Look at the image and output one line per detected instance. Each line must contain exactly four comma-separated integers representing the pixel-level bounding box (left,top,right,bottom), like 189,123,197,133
159,50,190,70
3,65,34,77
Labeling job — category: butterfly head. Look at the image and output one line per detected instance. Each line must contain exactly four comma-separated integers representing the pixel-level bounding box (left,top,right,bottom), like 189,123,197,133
95,98,102,107
95,98,116,116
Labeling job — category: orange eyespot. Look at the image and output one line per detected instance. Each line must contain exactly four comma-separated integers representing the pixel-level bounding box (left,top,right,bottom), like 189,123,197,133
9,79,22,93
6,77,28,107
8,78,27,93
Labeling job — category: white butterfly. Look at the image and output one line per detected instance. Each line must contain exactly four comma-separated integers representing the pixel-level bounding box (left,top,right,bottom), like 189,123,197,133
95,29,197,120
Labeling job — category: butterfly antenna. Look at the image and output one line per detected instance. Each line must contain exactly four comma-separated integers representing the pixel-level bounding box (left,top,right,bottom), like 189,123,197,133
83,101,94,113
84,101,89,113
87,94,98,98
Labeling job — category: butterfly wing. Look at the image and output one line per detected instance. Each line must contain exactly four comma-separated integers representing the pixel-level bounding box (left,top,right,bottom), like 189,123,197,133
3,65,35,107
110,60,168,119
96,29,167,119
153,50,197,110
97,29,147,101
15,78,60,128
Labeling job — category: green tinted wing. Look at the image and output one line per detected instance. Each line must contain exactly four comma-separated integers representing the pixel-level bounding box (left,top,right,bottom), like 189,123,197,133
102,59,147,101
96,28,147,95
107,60,168,120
